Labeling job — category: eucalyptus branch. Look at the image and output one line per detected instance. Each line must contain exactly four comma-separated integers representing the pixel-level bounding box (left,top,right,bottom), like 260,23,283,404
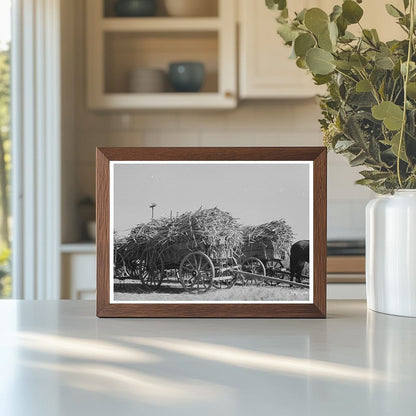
397,0,415,188
359,69,381,104
334,68,358,84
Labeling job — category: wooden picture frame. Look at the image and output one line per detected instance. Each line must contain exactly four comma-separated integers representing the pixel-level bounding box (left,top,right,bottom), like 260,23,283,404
96,147,327,318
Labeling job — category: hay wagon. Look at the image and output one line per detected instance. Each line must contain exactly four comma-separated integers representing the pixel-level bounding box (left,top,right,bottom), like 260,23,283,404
158,242,241,293
115,241,241,293
240,241,309,288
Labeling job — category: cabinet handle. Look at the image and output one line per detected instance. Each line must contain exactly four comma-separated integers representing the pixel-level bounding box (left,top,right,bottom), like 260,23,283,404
225,91,234,99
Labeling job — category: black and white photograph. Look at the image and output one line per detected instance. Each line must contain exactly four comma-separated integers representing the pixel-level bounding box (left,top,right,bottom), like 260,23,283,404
110,161,313,303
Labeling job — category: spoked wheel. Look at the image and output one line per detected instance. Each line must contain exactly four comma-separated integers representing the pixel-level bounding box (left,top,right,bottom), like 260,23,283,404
139,252,165,291
213,257,239,289
124,260,142,280
265,259,285,286
179,252,214,293
242,257,266,286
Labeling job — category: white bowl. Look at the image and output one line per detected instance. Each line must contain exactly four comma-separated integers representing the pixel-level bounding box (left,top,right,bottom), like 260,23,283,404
164,0,218,17
128,68,167,93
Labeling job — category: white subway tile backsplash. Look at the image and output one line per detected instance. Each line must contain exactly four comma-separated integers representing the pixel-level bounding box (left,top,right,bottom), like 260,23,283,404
328,199,368,240
178,111,227,130
142,130,201,147
74,100,373,239
132,112,180,130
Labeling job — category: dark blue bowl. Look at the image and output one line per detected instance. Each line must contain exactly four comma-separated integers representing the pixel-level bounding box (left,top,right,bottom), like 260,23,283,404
168,62,205,93
114,0,157,17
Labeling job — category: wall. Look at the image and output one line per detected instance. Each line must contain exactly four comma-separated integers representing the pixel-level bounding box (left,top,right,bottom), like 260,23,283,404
62,0,374,243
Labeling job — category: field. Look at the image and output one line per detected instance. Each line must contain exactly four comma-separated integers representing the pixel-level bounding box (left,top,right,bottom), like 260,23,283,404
113,280,309,302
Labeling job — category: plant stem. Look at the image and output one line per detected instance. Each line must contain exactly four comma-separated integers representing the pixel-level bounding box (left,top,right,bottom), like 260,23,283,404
397,0,415,188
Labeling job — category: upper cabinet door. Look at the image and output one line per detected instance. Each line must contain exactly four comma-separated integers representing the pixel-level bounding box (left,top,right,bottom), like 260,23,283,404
239,0,326,99
239,0,405,100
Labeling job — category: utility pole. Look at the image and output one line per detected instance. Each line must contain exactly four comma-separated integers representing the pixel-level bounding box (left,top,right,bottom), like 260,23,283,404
150,203,157,219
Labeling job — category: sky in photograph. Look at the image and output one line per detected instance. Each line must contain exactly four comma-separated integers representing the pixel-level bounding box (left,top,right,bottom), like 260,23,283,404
113,162,311,240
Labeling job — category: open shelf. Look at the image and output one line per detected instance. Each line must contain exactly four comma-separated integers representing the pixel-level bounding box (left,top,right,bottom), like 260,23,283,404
103,0,219,18
104,31,218,94
61,243,96,254
87,0,236,109
101,17,221,32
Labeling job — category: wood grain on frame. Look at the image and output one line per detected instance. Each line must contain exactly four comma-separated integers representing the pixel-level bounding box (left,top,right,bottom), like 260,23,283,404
96,147,327,318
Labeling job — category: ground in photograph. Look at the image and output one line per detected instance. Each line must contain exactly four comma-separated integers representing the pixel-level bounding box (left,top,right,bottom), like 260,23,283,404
113,280,309,302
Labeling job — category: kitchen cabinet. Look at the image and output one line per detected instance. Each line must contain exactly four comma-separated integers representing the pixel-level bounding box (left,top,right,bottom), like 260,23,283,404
61,245,96,300
238,0,325,99
238,0,404,99
86,0,237,109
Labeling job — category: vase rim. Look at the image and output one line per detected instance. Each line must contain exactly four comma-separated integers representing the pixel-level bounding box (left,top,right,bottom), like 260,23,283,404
395,189,416,194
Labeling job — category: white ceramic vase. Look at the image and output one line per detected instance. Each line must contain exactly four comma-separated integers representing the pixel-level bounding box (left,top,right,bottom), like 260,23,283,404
366,190,416,317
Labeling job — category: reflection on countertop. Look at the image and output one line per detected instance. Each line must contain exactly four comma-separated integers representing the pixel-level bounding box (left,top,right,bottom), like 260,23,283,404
0,300,415,415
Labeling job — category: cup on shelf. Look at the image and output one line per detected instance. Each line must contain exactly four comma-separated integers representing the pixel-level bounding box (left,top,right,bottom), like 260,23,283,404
164,0,218,17
114,0,158,17
168,61,205,92
128,68,168,93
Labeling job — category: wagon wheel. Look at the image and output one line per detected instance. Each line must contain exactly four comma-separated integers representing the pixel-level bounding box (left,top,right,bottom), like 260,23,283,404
125,260,142,280
213,257,239,289
179,251,214,293
242,257,266,286
140,252,165,291
265,259,285,286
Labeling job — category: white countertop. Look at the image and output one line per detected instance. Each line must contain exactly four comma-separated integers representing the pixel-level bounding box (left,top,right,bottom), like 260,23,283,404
0,300,415,415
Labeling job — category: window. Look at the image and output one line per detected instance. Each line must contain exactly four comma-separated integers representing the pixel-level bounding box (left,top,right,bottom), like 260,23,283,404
0,0,11,298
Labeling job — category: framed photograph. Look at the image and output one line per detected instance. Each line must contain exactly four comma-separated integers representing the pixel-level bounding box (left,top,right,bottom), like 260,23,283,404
96,147,327,318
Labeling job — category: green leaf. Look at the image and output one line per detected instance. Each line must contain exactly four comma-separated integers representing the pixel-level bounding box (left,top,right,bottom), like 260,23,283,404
306,48,335,75
385,4,404,18
339,31,356,43
313,74,332,85
382,132,409,162
360,170,391,181
350,152,367,167
355,178,377,186
350,54,368,70
336,15,348,36
294,33,316,58
363,29,376,46
371,29,380,42
407,82,416,99
372,101,404,131
266,0,287,11
375,55,395,70
328,21,338,44
401,61,416,76
330,5,342,22
403,0,410,10
277,23,298,43
296,57,308,69
356,79,372,92
342,0,364,24
333,60,353,70
334,139,355,152
318,27,334,52
296,8,307,23
304,8,329,35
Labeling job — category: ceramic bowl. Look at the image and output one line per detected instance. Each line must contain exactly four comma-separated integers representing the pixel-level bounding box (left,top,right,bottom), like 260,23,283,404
114,0,158,17
128,68,167,93
168,62,205,92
